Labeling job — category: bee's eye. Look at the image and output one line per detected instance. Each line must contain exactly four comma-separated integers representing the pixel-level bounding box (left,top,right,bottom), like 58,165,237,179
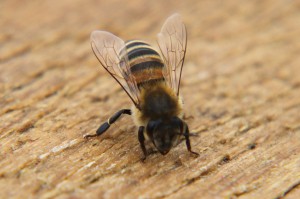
171,117,183,130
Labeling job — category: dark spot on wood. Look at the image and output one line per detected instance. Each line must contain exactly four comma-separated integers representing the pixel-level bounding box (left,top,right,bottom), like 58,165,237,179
220,154,230,165
174,160,183,168
4,108,15,113
44,91,57,99
87,176,101,184
210,111,227,120
90,95,109,103
239,126,252,135
248,143,257,150
32,71,44,79
219,139,227,144
12,85,24,91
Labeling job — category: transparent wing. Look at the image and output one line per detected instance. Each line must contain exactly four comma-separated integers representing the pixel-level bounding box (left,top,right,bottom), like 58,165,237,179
90,31,140,108
157,13,187,96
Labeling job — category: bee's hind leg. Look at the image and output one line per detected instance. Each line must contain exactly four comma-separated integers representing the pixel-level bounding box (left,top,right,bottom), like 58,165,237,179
84,109,131,138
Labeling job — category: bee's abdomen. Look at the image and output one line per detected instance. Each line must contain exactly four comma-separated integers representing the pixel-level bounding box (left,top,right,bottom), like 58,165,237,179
124,40,165,88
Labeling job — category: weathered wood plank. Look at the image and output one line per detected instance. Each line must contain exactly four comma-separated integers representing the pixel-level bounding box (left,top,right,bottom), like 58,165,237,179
0,0,299,198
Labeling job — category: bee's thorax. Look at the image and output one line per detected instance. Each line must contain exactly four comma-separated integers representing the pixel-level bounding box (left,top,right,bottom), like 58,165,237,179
139,82,182,121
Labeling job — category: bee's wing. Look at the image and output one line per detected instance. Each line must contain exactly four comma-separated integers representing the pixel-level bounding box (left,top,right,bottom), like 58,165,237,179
91,31,140,108
157,14,187,96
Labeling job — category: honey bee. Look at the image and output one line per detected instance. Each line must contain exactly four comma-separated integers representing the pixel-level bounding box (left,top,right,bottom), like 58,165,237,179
84,14,198,160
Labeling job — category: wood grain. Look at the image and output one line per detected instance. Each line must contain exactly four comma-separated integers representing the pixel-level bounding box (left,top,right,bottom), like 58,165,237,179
0,0,299,198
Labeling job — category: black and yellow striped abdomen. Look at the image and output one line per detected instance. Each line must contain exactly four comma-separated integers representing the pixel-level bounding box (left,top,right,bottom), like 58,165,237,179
122,40,165,88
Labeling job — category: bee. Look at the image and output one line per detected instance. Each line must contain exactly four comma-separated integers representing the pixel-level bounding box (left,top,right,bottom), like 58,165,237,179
84,14,198,160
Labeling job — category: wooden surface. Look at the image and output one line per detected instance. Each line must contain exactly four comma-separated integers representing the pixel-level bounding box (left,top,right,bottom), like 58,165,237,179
1,0,300,198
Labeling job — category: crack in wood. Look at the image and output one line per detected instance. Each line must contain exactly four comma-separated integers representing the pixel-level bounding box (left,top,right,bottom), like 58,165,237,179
275,181,300,199
153,155,235,199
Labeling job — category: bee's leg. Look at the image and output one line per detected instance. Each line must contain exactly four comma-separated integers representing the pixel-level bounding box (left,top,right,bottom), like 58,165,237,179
138,126,147,161
184,125,199,156
84,109,131,138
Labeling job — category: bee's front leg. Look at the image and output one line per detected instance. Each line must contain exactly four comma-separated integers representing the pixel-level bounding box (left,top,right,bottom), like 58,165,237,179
138,126,147,161
184,124,199,156
84,109,131,138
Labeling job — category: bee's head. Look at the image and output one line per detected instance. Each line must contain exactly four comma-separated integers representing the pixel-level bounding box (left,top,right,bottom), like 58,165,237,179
146,117,183,155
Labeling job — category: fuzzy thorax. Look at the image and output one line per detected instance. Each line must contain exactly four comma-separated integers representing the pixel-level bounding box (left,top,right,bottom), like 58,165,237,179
132,82,183,127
